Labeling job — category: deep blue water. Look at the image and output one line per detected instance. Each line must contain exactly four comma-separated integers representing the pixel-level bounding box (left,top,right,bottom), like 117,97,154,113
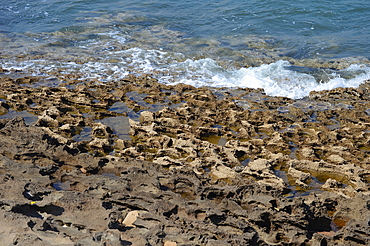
1,0,369,58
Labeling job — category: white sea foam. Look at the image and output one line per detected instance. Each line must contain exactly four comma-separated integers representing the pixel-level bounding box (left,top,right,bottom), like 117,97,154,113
150,56,370,99
1,46,369,99
105,47,370,99
156,57,370,99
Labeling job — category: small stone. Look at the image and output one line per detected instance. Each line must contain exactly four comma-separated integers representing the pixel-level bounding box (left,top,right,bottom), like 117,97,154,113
164,242,177,246
122,211,139,227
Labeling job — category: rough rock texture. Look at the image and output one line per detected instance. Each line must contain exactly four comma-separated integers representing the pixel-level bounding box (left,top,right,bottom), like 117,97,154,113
0,74,370,245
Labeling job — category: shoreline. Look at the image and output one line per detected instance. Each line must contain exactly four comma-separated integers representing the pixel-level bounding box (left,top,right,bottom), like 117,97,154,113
0,71,370,244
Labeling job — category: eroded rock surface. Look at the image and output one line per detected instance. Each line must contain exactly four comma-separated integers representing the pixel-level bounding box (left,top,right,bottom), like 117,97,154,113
0,74,370,245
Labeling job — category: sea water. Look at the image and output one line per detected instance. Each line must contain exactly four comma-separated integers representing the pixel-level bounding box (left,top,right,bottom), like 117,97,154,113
1,0,369,99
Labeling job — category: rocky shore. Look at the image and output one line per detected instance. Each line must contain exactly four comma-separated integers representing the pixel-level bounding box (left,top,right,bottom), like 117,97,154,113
0,70,370,245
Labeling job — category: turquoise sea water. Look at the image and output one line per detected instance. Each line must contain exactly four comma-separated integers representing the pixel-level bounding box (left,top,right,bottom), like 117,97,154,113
1,0,370,98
